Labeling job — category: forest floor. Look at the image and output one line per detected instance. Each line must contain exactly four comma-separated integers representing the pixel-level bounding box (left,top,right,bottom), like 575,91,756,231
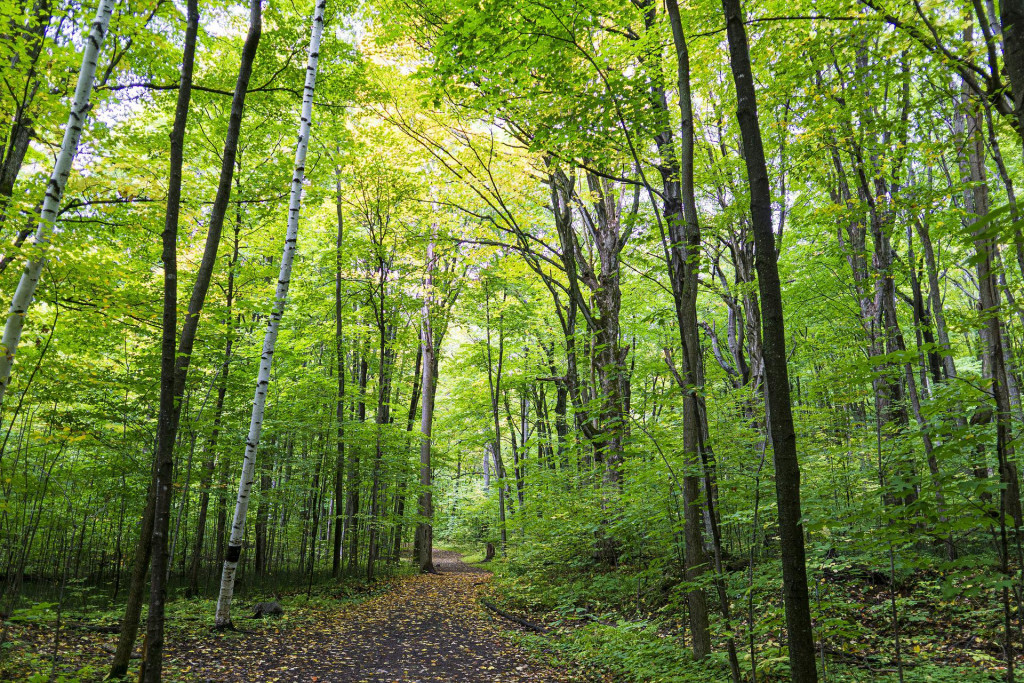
161,550,591,682
0,550,600,682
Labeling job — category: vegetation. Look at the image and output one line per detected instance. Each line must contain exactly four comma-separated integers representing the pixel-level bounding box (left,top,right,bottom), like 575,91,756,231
1,0,1023,681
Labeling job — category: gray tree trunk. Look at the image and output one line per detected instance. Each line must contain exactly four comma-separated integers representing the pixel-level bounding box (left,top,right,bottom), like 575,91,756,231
416,234,437,573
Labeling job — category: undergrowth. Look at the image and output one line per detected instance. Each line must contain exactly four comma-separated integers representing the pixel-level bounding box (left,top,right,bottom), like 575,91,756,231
0,571,408,682
480,546,1014,683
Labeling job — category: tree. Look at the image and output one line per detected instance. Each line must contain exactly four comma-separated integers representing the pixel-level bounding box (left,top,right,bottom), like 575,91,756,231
214,0,325,627
108,0,264,673
140,0,199,677
720,0,817,678
416,230,437,573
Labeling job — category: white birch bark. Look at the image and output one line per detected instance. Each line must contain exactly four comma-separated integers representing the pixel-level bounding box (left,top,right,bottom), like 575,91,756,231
0,0,116,410
214,0,325,627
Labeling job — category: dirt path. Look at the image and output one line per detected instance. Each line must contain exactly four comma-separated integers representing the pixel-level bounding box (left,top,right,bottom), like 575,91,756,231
168,550,585,682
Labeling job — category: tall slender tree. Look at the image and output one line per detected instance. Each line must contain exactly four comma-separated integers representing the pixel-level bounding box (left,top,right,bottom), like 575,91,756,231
108,0,264,673
655,0,713,658
332,165,346,577
720,0,818,679
416,229,437,573
139,0,200,677
215,0,326,627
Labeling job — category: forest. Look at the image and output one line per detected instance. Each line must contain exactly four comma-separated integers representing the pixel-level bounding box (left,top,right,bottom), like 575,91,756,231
0,0,1022,681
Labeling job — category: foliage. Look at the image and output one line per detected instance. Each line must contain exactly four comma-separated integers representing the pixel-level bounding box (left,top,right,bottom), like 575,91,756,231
3,0,1024,679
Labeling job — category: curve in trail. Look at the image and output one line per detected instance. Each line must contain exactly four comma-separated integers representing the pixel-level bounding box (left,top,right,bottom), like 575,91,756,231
172,550,584,682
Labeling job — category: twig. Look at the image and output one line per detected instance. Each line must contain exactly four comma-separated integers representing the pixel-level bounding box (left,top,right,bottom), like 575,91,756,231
480,599,548,634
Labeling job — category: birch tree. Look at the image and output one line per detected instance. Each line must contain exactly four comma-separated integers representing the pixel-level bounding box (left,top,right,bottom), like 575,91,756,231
214,0,326,628
0,0,116,412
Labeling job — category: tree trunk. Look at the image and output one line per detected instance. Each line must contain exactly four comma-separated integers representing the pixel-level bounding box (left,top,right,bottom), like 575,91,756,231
186,224,239,598
968,86,1020,679
720,0,818,679
215,437,231,569
1000,0,1024,159
119,0,261,672
332,173,346,577
254,469,271,577
140,0,200,673
417,234,437,574
345,355,367,575
397,343,421,564
657,0,714,658
0,121,31,238
119,11,261,665
0,0,51,239
914,215,957,380
107,463,154,679
307,448,324,577
366,324,395,581
214,0,322,626
905,224,942,388
484,289,508,554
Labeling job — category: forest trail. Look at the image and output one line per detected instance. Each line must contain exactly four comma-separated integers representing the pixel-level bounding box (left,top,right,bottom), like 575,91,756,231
168,550,582,682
